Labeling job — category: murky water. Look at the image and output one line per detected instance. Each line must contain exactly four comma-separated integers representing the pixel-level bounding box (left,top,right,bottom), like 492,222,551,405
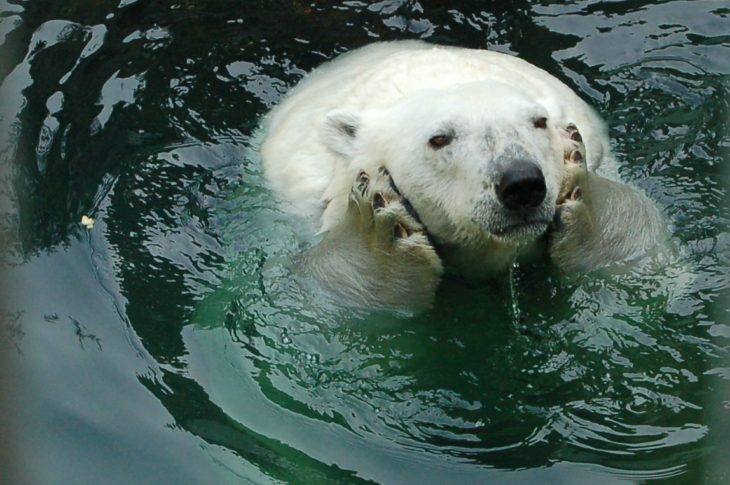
1,1,728,483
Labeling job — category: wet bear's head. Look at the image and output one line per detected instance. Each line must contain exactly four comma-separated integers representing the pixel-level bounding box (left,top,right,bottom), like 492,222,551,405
321,81,566,256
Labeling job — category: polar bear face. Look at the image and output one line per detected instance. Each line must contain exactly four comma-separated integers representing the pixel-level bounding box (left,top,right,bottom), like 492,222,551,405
321,81,566,269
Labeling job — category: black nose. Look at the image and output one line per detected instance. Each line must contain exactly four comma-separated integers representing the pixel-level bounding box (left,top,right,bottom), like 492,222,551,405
496,161,546,211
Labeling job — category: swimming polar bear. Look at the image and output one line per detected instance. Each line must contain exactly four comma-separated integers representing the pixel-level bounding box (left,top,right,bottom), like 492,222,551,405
260,41,666,309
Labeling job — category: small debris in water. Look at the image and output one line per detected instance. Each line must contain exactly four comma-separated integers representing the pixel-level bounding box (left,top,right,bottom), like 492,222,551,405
81,215,95,229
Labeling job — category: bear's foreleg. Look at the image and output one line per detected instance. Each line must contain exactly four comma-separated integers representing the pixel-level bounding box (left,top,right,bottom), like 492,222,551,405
295,167,443,310
549,125,668,272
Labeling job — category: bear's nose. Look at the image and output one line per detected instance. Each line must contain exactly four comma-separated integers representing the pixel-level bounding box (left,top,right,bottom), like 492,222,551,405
496,161,546,211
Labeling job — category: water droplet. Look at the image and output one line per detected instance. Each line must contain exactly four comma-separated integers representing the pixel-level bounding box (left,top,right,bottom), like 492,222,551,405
508,259,521,321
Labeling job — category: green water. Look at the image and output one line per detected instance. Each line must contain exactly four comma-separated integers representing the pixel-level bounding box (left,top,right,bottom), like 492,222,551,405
1,1,728,483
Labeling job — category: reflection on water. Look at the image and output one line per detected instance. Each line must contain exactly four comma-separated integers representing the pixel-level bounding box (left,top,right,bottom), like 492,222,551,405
1,0,728,483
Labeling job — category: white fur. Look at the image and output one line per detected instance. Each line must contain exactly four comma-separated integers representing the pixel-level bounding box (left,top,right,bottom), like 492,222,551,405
261,41,611,274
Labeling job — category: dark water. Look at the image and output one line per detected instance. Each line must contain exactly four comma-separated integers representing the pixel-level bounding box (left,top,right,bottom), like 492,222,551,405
1,1,729,483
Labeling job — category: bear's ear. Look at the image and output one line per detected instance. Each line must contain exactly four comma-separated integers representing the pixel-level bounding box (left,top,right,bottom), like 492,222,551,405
320,110,361,159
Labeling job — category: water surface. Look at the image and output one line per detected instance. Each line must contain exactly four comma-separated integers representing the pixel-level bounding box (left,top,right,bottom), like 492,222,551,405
1,1,728,483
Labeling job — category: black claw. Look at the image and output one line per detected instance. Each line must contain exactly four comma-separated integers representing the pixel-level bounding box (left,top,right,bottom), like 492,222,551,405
393,223,408,239
570,186,582,201
373,192,386,210
566,123,583,142
357,170,369,183
356,170,369,195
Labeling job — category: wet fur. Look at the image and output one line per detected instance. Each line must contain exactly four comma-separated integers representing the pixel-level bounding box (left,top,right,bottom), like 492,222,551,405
263,42,668,309
549,171,668,273
296,168,442,310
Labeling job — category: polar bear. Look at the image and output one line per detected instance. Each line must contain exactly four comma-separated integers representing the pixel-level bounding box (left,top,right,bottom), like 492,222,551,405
260,41,666,308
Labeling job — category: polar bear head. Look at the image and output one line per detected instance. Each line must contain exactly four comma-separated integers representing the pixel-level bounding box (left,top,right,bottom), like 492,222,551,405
321,81,567,272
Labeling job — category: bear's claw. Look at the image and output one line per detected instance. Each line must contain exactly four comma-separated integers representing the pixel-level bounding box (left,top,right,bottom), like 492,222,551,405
566,123,583,143
557,123,588,205
356,169,370,196
304,167,443,310
349,166,433,248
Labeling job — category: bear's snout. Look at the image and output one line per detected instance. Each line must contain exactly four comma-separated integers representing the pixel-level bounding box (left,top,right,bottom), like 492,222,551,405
496,160,547,211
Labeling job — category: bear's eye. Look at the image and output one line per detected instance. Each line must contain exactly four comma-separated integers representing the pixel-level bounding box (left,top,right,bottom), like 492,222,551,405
429,135,452,149
533,117,548,129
